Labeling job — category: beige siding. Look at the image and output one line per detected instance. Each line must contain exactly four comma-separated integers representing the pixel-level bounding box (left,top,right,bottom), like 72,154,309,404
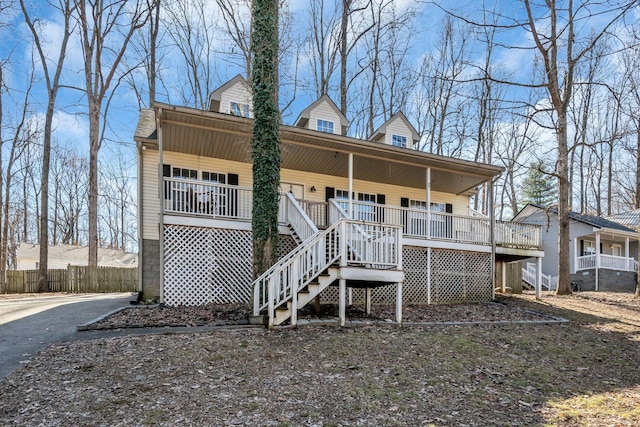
219,81,252,117
144,152,472,234
308,100,341,134
142,150,161,239
384,117,414,149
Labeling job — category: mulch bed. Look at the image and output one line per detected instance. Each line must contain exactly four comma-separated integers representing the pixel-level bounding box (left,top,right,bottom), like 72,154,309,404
87,298,557,330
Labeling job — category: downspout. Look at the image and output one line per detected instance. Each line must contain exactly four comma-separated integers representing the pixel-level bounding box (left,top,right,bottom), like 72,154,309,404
489,176,498,300
137,141,144,296
157,107,165,304
348,153,353,218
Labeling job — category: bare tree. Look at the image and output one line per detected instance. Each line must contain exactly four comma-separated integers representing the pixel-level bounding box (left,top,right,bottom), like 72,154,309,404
162,0,219,109
74,0,153,268
20,0,75,291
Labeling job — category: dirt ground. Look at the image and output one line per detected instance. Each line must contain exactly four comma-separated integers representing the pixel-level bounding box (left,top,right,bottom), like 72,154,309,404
1,291,639,426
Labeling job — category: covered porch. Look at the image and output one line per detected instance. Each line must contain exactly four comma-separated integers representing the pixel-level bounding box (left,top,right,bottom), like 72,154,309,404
573,227,639,291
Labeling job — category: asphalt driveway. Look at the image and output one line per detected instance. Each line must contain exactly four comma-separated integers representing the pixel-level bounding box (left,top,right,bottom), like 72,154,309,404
0,293,133,380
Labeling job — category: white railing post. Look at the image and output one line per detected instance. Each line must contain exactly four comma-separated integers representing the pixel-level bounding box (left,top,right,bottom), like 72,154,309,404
267,277,275,329
396,282,403,325
253,282,260,315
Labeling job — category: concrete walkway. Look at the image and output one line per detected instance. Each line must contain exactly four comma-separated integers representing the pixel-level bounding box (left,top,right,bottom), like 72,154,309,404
0,293,133,380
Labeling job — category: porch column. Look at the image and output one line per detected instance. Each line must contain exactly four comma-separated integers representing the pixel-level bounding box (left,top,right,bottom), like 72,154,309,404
339,278,346,327
501,261,507,293
625,237,630,271
426,168,431,239
365,288,372,315
572,238,578,274
595,232,601,291
536,257,542,300
348,153,353,219
157,107,165,304
396,282,403,325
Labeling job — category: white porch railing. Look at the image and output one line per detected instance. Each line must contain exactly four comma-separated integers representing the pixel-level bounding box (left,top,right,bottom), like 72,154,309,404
495,221,542,249
576,254,638,272
522,262,555,291
163,177,253,219
284,192,318,242
252,218,402,318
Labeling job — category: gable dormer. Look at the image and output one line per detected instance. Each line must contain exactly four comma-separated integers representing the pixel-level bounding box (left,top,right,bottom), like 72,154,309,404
208,74,253,118
370,111,420,150
294,95,349,136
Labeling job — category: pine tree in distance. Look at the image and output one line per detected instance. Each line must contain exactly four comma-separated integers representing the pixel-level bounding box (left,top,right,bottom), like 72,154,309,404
521,162,557,207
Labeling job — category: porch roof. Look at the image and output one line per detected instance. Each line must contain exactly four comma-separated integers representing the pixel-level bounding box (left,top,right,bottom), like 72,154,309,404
137,104,504,196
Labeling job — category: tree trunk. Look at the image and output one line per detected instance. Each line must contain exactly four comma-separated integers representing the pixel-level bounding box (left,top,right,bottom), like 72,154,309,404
88,101,100,268
251,0,280,278
556,113,572,295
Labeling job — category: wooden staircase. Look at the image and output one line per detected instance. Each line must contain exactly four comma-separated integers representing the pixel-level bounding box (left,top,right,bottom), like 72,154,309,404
273,268,338,325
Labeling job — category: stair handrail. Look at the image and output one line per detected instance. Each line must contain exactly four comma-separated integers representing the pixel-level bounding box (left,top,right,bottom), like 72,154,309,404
284,192,318,242
252,220,342,316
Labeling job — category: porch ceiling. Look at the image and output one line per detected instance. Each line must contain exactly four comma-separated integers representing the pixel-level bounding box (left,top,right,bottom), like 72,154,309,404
153,104,503,195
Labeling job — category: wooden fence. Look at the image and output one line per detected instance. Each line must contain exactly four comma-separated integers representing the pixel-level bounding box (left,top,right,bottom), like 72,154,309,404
0,266,138,294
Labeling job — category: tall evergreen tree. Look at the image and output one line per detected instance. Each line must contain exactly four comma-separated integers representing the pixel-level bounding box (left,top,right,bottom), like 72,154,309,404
521,162,556,207
251,0,280,277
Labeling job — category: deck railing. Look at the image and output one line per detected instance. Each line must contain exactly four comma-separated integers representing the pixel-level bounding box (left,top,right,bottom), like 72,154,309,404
162,178,541,250
576,254,638,272
163,178,254,219
495,221,541,249
284,192,318,241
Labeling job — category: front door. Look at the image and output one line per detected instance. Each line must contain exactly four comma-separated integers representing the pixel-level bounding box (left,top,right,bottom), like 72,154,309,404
611,244,621,257
281,182,305,200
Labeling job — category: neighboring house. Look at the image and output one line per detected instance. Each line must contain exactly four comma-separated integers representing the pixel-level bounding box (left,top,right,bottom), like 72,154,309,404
16,243,138,270
513,204,638,292
134,75,543,325
607,209,640,231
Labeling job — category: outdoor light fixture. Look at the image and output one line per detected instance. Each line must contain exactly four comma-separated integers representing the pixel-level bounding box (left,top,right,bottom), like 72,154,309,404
310,186,316,192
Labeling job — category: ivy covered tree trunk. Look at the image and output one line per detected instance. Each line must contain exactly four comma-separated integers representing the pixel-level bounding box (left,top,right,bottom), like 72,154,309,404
251,0,280,278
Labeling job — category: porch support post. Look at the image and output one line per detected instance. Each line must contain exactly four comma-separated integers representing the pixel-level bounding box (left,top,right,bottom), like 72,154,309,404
572,238,578,274
427,247,432,305
339,278,346,327
426,168,431,239
348,153,353,219
595,232,600,291
157,107,165,304
536,257,542,300
396,282,403,325
501,261,507,293
291,262,298,328
625,237,630,270
348,287,353,306
365,288,372,314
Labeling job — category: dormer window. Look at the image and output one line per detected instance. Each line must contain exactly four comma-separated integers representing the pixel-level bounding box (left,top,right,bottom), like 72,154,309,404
230,101,250,118
317,119,334,134
392,134,407,148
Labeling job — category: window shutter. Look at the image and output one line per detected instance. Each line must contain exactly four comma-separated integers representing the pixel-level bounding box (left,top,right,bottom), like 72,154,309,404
227,174,239,216
325,187,335,201
162,164,171,177
376,194,386,223
580,240,584,256
400,198,409,208
445,203,453,214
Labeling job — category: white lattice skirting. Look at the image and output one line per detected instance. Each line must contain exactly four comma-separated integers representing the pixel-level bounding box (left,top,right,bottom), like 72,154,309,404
163,225,492,306
163,225,296,306
324,247,493,305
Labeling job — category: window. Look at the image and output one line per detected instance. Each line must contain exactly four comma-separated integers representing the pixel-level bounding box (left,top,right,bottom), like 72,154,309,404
357,192,376,221
584,240,596,255
202,172,226,184
317,119,334,133
230,101,250,118
392,134,407,148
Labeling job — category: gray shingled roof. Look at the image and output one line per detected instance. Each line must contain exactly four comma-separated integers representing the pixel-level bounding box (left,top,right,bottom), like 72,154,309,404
134,109,157,140
606,209,640,229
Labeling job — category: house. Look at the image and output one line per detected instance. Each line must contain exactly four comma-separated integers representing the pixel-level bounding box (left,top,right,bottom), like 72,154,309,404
16,243,138,270
513,204,638,292
134,75,544,326
607,209,640,231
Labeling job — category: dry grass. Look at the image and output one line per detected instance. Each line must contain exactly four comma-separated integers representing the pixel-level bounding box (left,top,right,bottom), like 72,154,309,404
1,291,639,426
